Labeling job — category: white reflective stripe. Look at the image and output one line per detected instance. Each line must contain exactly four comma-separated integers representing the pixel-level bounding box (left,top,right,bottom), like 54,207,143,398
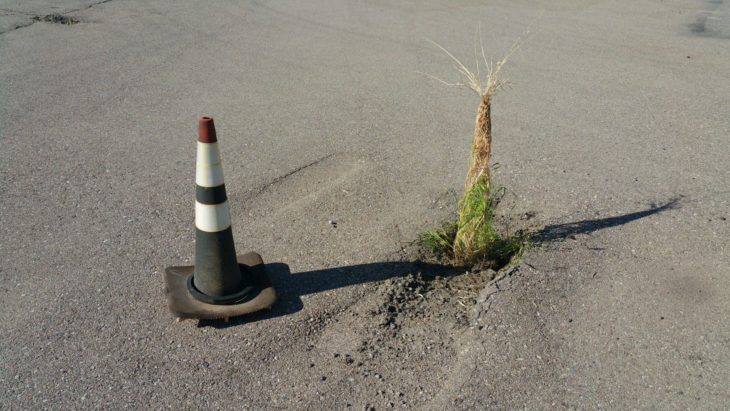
196,163,225,187
195,142,225,187
195,201,232,232
196,142,221,166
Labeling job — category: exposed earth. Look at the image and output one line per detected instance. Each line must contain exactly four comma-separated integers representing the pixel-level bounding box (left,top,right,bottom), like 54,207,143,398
1,0,729,409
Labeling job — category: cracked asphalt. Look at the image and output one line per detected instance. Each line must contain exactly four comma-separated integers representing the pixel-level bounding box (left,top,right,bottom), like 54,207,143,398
1,0,729,409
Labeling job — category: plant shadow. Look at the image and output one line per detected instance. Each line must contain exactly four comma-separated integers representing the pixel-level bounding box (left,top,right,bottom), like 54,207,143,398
198,260,461,328
532,195,683,243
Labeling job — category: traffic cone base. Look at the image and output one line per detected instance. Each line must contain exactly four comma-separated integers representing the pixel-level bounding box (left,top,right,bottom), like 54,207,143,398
164,252,277,320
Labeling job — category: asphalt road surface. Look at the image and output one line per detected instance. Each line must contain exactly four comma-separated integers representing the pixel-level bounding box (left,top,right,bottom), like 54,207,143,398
2,0,729,409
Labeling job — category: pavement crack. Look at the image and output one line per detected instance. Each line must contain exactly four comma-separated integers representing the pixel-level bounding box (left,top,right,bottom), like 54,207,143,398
0,21,36,34
247,153,335,198
74,0,115,13
0,0,115,35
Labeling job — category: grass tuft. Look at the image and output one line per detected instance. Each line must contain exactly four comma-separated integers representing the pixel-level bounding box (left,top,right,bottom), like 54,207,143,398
420,181,528,269
418,221,458,258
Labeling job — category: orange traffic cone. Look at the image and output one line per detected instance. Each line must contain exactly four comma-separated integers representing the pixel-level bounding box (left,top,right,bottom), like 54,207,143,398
164,116,277,321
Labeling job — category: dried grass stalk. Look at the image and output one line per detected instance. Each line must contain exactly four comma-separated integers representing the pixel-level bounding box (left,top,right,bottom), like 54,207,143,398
465,95,492,192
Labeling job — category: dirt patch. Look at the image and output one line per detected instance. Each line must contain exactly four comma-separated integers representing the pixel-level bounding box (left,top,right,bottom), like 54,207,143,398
293,262,512,408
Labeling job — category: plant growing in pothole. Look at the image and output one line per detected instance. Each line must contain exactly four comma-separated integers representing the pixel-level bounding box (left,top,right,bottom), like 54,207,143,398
419,34,528,268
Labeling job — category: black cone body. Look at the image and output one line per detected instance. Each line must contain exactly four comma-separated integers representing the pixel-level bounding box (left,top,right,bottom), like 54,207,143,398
189,116,252,303
193,227,243,296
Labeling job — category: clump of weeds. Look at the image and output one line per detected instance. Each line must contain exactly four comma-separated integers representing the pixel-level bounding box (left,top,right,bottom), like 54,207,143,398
419,183,529,270
419,31,530,271
32,14,79,25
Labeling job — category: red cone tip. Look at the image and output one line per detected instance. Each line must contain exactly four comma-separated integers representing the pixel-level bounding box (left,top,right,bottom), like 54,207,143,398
198,116,217,143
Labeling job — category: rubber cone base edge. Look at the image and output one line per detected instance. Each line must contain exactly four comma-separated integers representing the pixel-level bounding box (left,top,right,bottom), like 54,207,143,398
164,252,277,320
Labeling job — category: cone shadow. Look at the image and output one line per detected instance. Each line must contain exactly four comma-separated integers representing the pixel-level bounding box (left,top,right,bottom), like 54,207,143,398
197,260,459,328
